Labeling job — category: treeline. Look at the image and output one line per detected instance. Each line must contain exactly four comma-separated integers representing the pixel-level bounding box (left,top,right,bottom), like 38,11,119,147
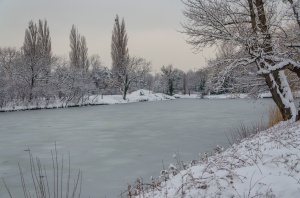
0,17,210,109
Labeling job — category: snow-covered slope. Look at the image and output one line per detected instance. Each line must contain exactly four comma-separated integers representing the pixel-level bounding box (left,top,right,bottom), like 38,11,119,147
131,121,300,197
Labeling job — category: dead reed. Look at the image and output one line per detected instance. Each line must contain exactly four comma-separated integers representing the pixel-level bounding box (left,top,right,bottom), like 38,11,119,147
268,105,283,128
2,144,83,198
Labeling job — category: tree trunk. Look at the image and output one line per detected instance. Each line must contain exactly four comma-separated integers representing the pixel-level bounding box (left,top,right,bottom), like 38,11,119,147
251,0,299,121
168,79,173,96
123,85,128,100
122,75,129,100
29,75,35,103
265,72,298,120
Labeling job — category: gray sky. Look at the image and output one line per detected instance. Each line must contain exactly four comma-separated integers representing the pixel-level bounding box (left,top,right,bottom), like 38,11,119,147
0,0,214,72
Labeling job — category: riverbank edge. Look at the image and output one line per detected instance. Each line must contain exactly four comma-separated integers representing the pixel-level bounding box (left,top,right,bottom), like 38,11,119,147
0,102,110,112
0,90,272,113
0,90,176,113
128,121,300,197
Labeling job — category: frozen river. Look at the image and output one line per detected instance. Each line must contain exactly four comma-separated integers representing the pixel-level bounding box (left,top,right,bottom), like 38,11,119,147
0,99,273,197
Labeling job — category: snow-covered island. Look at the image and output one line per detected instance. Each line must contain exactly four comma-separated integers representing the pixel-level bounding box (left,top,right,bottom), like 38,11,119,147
127,121,300,197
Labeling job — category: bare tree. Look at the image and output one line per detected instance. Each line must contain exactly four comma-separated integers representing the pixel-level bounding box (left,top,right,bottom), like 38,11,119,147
80,36,89,72
0,47,19,78
114,56,151,100
182,72,187,95
0,47,20,106
22,19,52,102
144,73,154,93
111,15,151,99
69,25,80,69
69,25,89,72
161,65,180,96
37,19,52,73
111,15,130,89
90,55,112,98
182,0,300,121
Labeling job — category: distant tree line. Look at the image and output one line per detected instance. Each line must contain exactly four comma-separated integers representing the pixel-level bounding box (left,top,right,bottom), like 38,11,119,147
0,16,209,109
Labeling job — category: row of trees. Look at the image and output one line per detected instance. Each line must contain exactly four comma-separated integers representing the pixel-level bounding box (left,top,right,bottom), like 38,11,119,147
7,4,297,112
0,17,209,108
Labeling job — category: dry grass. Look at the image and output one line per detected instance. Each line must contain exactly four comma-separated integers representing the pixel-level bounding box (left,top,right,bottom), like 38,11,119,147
268,105,283,128
2,144,83,198
225,121,267,146
125,122,298,198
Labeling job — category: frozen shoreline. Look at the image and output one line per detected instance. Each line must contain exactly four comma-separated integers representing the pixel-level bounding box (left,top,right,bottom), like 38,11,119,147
0,91,275,113
129,121,300,197
0,89,175,112
0,91,253,113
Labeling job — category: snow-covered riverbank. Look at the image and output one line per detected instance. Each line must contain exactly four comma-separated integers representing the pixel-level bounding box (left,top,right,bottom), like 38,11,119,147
129,121,300,197
0,90,175,112
0,90,276,112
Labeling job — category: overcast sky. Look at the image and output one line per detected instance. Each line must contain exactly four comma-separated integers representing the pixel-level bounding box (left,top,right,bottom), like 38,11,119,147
0,0,214,72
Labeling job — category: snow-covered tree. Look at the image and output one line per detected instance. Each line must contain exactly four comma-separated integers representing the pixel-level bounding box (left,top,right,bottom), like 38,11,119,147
90,55,112,98
111,15,129,88
0,47,21,106
69,25,89,72
161,65,180,96
152,73,164,93
144,73,154,93
51,58,94,107
205,44,266,95
22,19,52,102
182,72,187,95
182,0,300,121
114,56,151,100
111,15,151,99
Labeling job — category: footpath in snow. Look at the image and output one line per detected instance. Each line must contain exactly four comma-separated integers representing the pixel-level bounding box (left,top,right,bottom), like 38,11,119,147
128,121,300,197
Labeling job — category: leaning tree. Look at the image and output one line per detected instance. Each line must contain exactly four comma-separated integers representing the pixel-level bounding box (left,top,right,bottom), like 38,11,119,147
182,0,300,121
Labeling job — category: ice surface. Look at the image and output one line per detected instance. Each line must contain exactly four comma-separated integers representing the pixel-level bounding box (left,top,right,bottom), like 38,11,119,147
0,99,273,197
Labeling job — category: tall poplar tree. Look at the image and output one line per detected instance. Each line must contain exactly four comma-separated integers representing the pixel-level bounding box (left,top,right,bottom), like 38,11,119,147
111,15,129,80
111,15,151,100
69,25,89,72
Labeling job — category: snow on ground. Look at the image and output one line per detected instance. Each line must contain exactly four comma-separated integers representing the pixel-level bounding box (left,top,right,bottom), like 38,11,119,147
173,94,199,99
0,90,294,112
204,93,249,99
0,89,175,112
174,93,250,99
130,121,300,197
0,90,282,112
258,92,272,98
126,89,175,102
